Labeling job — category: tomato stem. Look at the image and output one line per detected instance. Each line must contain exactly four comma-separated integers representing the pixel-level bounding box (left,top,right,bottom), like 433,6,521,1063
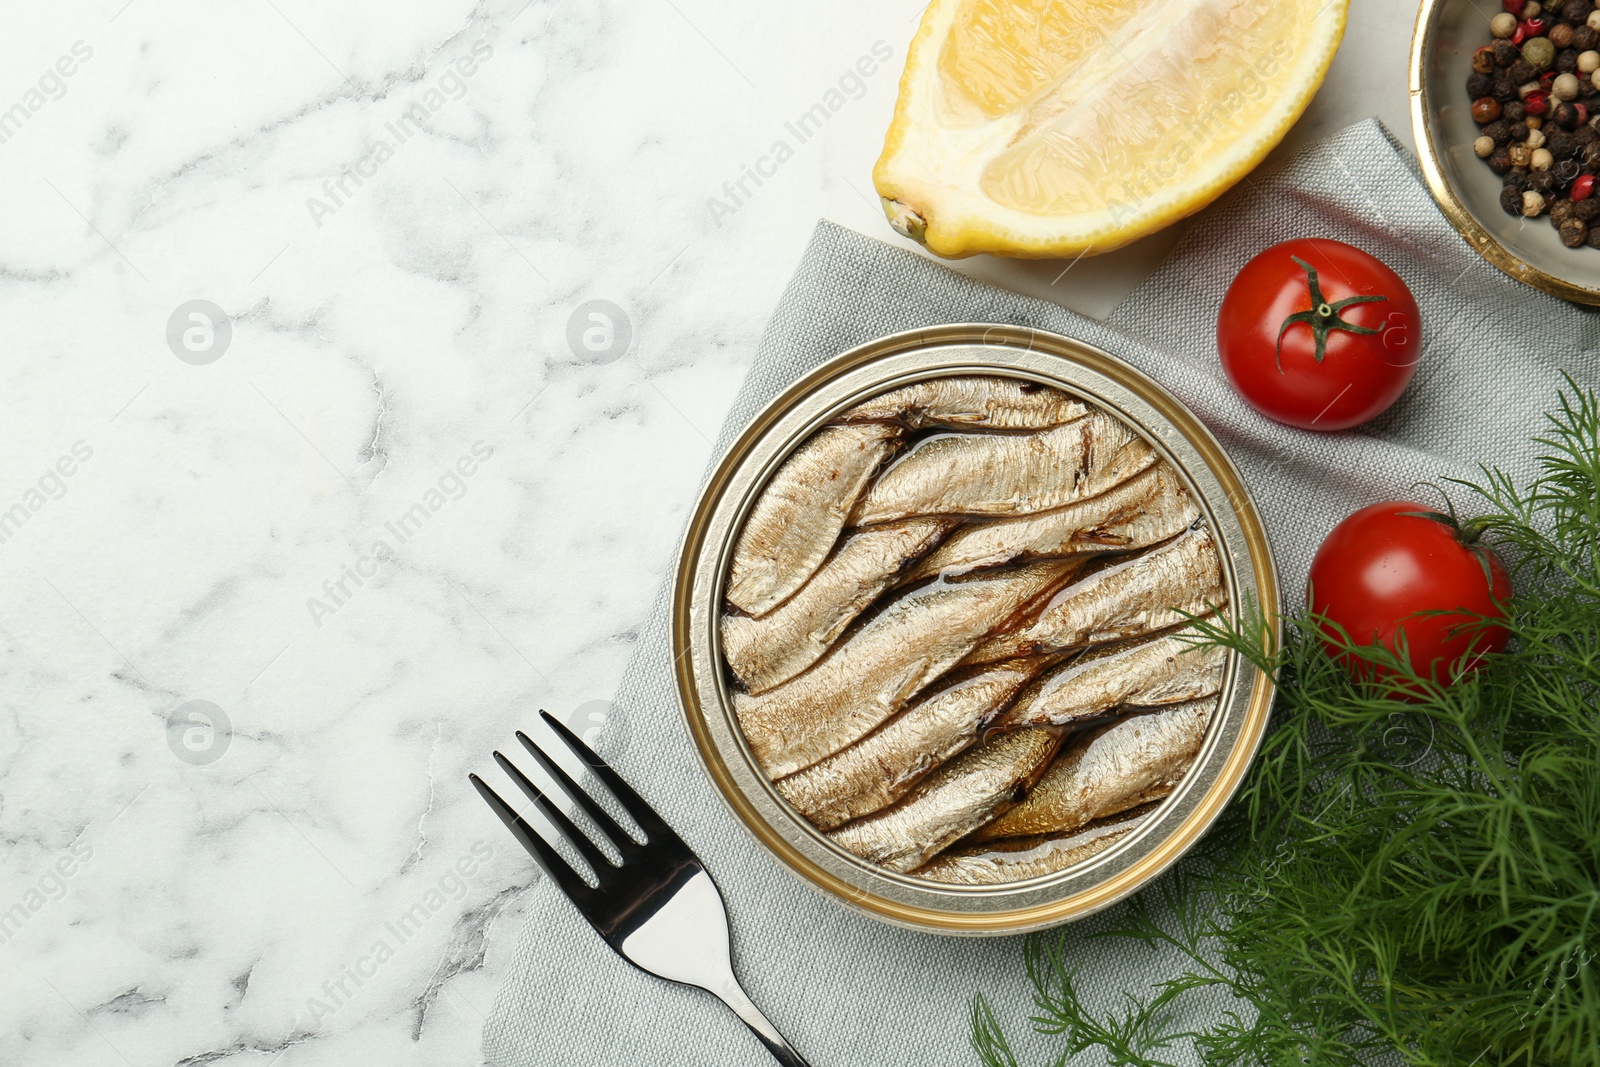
1275,256,1389,371
1394,505,1505,612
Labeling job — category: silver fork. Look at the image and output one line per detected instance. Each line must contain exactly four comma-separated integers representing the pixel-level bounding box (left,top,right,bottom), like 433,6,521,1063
472,710,812,1067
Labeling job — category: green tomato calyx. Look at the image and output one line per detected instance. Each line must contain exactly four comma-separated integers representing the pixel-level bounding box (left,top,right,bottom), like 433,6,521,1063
1275,255,1388,371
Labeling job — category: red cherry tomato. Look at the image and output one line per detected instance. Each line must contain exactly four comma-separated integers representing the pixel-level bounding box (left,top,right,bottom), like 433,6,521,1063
1308,501,1512,685
1218,239,1422,431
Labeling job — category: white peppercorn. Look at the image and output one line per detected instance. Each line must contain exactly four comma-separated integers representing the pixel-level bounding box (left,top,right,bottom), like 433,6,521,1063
1533,147,1556,170
1476,135,1496,157
1524,189,1549,215
1530,115,1545,130
1590,10,1600,30
1555,73,1581,102
1511,142,1534,167
1529,126,1548,149
1492,12,1518,37
1581,50,1600,74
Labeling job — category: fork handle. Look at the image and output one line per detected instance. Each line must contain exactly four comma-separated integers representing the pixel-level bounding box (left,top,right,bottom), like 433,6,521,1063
710,976,812,1067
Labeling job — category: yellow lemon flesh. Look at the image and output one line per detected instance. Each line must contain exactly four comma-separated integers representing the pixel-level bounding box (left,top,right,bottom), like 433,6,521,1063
874,0,1348,259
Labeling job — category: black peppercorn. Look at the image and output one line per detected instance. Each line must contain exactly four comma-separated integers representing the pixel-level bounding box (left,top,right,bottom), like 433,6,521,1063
1584,142,1600,168
1554,101,1582,128
1576,197,1600,221
1510,121,1531,142
1577,126,1598,146
1505,168,1530,190
1558,158,1583,184
1563,1,1593,24
1552,198,1578,224
1505,99,1527,122
1502,185,1526,214
1509,59,1537,85
1561,217,1589,247
1576,26,1599,51
1548,128,1577,157
1494,76,1519,102
1587,223,1600,248
1559,48,1581,74
1530,168,1558,192
1493,39,1519,66
1486,119,1514,145
1490,148,1516,175
1468,71,1495,97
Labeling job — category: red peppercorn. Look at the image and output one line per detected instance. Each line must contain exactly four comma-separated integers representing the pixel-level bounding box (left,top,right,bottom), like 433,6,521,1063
1514,25,1527,45
1521,17,1548,37
1504,0,1526,12
1527,90,1552,115
1541,70,1558,88
1573,174,1596,201
1578,103,1591,127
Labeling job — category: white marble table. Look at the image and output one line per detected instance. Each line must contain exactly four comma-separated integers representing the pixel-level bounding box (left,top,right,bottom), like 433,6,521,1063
0,2,1413,1063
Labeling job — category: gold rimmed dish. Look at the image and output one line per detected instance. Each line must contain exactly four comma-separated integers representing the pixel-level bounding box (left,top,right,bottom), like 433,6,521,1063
1411,0,1600,304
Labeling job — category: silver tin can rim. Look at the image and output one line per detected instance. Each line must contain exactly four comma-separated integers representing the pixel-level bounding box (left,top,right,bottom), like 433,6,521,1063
671,324,1280,936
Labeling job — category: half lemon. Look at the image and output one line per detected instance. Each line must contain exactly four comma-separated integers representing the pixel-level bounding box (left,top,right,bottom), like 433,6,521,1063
874,0,1348,258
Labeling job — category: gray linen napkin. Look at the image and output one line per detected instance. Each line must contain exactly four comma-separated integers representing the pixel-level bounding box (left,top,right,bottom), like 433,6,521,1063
482,119,1600,1067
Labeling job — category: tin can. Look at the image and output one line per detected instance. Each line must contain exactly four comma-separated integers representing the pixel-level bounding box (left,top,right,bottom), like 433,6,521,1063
672,324,1278,935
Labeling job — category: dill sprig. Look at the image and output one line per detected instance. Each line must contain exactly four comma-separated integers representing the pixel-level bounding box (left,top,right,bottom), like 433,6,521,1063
972,376,1600,1067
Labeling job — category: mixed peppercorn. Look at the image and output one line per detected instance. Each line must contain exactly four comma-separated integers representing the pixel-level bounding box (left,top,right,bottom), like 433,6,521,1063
1471,0,1600,248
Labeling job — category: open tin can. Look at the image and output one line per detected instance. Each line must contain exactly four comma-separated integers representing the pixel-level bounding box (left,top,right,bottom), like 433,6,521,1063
671,324,1278,935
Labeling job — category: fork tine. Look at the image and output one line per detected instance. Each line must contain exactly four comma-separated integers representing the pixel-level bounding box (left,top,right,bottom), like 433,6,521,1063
469,773,594,904
493,752,620,883
516,730,636,851
539,710,682,846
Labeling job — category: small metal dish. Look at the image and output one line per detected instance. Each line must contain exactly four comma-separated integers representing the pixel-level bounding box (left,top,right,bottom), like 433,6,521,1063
671,325,1279,935
1411,0,1600,304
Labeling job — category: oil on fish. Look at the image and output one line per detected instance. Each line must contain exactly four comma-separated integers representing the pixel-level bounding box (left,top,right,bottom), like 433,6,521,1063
974,697,1218,842
774,654,1064,830
987,627,1227,731
908,463,1198,581
722,518,953,694
735,559,1078,778
850,413,1156,526
962,525,1224,666
718,376,1242,886
727,422,901,617
827,726,1064,873
914,807,1153,884
839,375,1089,431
